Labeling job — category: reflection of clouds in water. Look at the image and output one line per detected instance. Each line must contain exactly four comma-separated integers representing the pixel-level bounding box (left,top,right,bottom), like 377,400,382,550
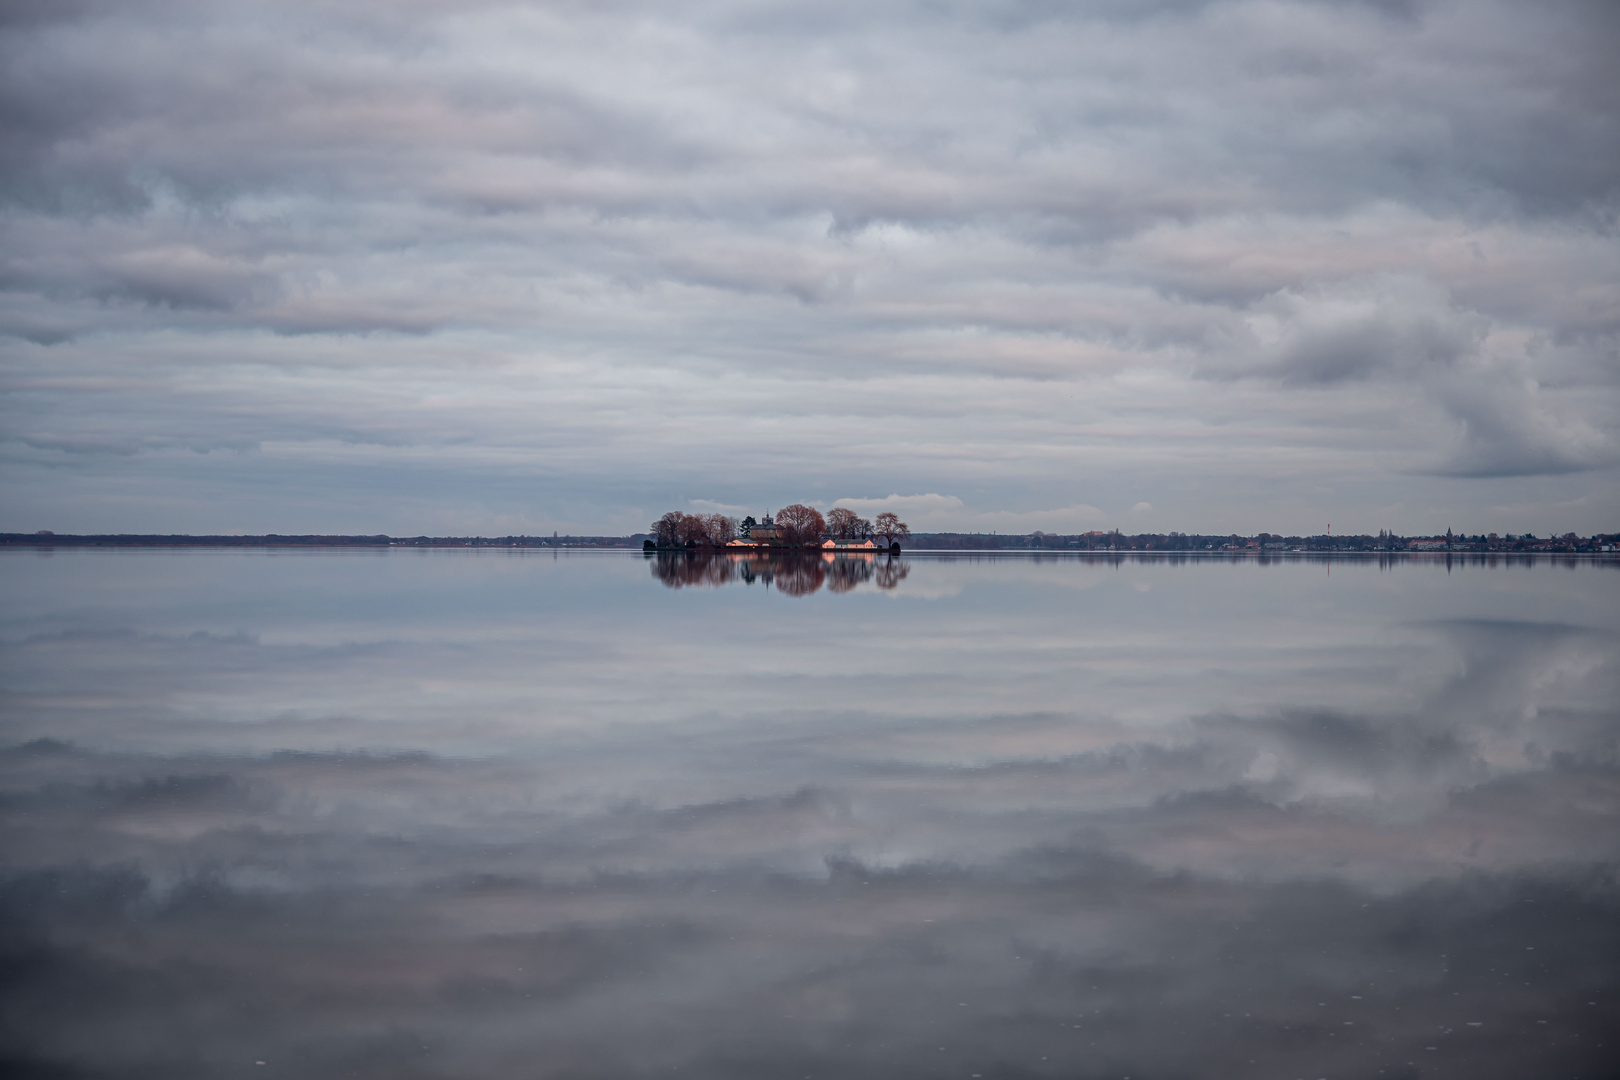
3,737,1617,1078
1,554,1617,1077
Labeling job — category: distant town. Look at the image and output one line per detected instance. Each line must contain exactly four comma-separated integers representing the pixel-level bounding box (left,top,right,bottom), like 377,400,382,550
4,524,1616,554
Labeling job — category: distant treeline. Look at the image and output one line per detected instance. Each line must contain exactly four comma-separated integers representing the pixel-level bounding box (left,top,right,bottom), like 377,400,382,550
904,530,1618,553
0,533,646,548
4,529,1615,552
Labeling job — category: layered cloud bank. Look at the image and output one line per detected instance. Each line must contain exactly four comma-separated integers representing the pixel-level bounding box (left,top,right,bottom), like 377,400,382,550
1,0,1617,532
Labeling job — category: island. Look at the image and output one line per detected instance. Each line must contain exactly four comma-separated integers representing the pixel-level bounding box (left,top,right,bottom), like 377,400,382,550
646,505,911,553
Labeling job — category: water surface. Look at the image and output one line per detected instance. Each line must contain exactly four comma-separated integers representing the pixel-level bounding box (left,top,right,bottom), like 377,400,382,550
2,550,1617,1078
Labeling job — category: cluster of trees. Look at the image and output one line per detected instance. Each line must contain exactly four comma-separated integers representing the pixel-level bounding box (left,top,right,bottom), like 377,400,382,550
651,512,738,548
650,504,911,548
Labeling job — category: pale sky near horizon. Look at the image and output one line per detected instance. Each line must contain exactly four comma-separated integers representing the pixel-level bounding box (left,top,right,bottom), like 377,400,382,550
2,0,1617,536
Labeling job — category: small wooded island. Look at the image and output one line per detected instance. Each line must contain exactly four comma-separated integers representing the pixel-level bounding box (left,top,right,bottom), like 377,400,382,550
648,505,910,553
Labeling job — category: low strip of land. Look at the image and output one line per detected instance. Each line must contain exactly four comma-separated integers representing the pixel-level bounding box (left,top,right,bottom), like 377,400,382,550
4,530,1615,553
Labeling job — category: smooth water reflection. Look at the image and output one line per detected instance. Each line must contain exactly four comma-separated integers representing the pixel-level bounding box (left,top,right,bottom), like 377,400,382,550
650,549,909,594
1,550,1617,1079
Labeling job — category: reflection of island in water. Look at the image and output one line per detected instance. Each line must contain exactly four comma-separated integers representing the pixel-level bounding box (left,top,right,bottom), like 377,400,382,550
648,549,910,596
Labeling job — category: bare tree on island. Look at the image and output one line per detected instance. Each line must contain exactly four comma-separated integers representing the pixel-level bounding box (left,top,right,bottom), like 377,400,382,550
826,507,860,540
874,511,910,549
677,514,710,547
652,511,685,547
775,504,826,546
702,513,736,545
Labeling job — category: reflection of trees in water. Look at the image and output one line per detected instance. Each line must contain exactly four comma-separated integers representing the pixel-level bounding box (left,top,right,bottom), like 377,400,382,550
873,559,909,590
649,551,909,596
772,557,826,597
825,557,872,593
649,551,738,589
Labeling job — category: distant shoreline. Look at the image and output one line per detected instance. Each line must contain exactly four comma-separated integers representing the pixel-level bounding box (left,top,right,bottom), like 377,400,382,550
3,531,1615,556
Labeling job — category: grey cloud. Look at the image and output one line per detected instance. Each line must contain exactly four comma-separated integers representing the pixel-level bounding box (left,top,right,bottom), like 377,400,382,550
1427,370,1617,478
1203,275,1616,477
91,248,276,312
1,0,1618,529
1248,275,1482,385
0,0,99,29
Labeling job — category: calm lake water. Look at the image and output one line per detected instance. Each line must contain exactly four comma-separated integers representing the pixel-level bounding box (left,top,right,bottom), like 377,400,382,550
2,549,1617,1079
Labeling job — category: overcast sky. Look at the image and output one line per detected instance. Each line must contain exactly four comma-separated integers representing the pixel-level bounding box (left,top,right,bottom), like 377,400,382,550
2,0,1617,535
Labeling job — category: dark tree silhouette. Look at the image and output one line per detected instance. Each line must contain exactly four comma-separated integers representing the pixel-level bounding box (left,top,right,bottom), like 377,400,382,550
775,504,826,546
874,512,910,547
826,507,860,540
652,512,686,547
676,513,709,547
